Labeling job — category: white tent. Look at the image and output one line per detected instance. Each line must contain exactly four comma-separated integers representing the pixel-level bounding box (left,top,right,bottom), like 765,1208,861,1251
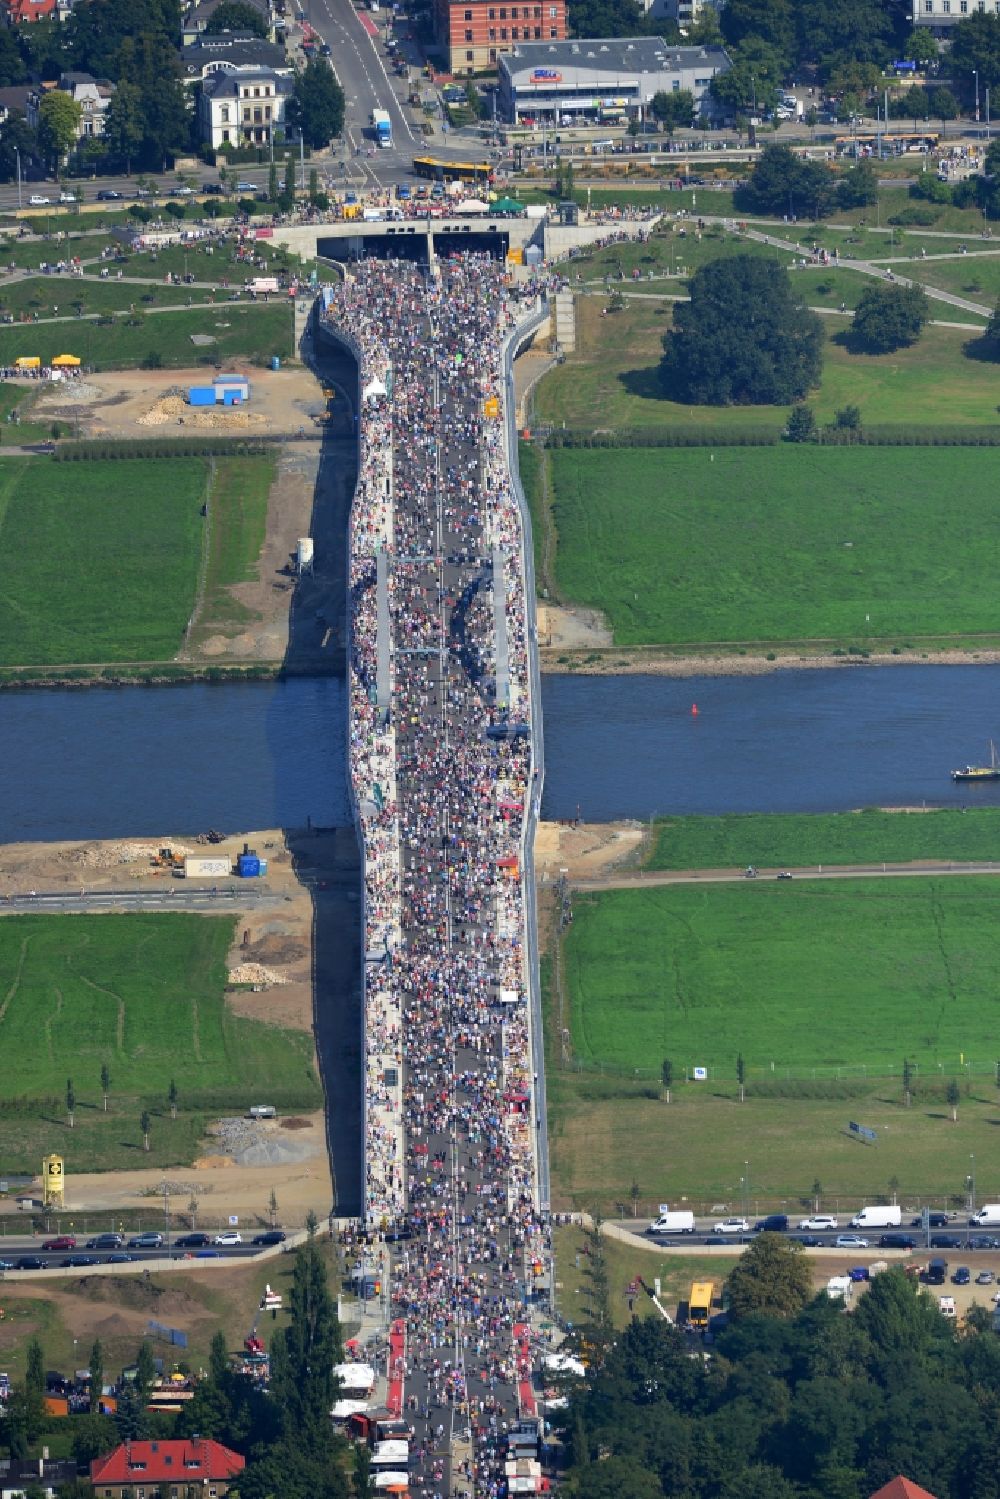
543,1352,586,1378
362,377,388,401
455,198,489,215
333,1362,376,1393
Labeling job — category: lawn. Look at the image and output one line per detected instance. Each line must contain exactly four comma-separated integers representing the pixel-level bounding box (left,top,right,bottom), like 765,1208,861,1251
192,453,275,642
542,446,1000,647
562,877,1000,1075
0,303,292,372
532,298,1000,431
0,231,116,269
0,457,205,665
0,913,320,1109
552,1223,738,1330
646,807,1000,870
906,252,1000,301
0,277,218,321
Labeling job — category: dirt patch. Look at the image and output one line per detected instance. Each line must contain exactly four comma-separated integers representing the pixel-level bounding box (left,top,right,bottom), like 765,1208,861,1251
535,819,646,881
537,603,613,651
281,1117,312,1131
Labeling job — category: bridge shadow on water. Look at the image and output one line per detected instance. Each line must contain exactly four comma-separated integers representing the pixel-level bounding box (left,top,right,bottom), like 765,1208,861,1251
277,305,364,1220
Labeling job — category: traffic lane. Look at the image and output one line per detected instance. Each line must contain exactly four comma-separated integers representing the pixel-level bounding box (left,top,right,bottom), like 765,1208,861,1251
306,0,417,150
637,1227,999,1250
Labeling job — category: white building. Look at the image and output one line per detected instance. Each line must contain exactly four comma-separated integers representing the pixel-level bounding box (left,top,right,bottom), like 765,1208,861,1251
911,0,1000,37
498,37,730,124
198,67,292,148
27,72,114,140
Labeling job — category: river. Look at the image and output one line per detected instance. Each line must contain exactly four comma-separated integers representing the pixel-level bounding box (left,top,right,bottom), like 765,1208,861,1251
3,665,1000,842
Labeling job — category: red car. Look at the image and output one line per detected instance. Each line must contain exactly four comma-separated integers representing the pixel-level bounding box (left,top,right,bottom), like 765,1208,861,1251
41,1235,76,1252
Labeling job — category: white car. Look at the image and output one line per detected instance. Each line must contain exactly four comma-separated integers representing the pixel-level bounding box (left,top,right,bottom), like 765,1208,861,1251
174,185,193,196
213,1231,243,1246
59,191,77,203
712,1218,750,1235
28,194,50,206
835,1234,869,1249
799,1215,838,1231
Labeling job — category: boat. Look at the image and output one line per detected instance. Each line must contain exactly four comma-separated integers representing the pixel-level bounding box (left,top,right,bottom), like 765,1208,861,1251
952,740,1000,782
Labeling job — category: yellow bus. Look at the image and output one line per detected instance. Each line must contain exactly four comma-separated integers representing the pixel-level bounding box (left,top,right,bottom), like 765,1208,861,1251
688,1280,715,1329
413,155,494,187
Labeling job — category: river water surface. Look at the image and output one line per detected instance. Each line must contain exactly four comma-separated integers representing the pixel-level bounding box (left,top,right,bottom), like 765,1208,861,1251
3,665,1000,842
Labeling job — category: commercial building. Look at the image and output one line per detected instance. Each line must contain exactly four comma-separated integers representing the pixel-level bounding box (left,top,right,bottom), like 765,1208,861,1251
911,0,1000,38
91,1440,245,1499
434,0,567,77
498,37,730,124
198,66,292,148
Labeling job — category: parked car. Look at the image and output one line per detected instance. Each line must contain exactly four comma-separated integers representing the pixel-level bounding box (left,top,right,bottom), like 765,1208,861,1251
976,1269,995,1285
86,1233,124,1249
799,1216,838,1231
835,1235,869,1249
251,1230,287,1246
213,1231,242,1246
712,1218,750,1235
953,1266,971,1285
41,1236,76,1251
127,1233,164,1250
28,194,50,206
777,871,793,880
174,1233,211,1249
850,1266,870,1282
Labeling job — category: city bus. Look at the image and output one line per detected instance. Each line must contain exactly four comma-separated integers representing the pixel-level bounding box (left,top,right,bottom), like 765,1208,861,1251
688,1281,715,1330
834,131,939,157
413,156,495,188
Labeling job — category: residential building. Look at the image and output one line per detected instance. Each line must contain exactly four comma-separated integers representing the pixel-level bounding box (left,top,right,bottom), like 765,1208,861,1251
182,30,291,88
183,0,272,45
434,0,567,77
911,0,1000,37
26,72,114,140
197,66,292,147
3,0,57,22
0,1457,79,1499
0,84,33,122
498,37,730,124
640,0,722,23
90,1439,245,1499
869,1480,940,1499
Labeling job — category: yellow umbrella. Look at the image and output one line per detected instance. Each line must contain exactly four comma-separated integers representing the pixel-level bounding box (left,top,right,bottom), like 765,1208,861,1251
52,354,81,366
14,356,40,368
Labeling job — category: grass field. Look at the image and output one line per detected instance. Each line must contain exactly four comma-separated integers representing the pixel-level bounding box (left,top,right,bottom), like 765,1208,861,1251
0,278,217,321
192,454,275,642
0,303,291,371
0,912,320,1106
533,298,1000,431
552,1223,738,1330
646,808,1000,870
562,877,1000,1075
0,457,206,665
542,446,1000,647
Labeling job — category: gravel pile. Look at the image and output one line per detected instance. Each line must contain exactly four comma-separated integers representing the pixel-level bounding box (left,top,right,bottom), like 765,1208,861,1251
228,962,289,987
208,1116,315,1167
50,379,102,403
138,395,263,430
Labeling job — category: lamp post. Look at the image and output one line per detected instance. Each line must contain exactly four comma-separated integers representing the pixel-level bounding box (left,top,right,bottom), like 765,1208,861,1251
970,1154,976,1214
14,147,21,210
975,69,980,124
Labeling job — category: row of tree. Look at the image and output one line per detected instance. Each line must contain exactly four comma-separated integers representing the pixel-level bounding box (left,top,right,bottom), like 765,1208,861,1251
559,1244,1000,1499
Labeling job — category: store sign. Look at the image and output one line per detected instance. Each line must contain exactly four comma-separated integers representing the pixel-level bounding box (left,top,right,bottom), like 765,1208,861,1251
531,68,561,81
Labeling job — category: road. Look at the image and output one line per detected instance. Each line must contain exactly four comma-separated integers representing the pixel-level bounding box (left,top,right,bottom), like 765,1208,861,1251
568,861,1000,891
612,1217,1000,1255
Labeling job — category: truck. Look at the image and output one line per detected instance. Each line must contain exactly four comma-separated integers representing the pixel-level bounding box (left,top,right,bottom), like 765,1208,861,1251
849,1205,902,1230
688,1281,714,1329
372,109,392,148
648,1209,695,1235
969,1204,1000,1227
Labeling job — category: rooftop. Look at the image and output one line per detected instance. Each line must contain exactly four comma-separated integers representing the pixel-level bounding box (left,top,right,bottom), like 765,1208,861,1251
501,36,729,77
91,1440,245,1487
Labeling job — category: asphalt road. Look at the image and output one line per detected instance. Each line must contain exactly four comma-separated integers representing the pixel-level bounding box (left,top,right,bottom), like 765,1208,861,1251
571,861,1000,891
613,1217,1000,1253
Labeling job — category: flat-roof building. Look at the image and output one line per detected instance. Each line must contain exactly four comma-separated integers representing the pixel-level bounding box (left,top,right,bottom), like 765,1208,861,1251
434,0,567,76
498,37,730,124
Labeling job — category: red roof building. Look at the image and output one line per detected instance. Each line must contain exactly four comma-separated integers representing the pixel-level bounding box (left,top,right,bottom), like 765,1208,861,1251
4,0,57,22
91,1439,245,1499
870,1479,940,1499
434,0,566,76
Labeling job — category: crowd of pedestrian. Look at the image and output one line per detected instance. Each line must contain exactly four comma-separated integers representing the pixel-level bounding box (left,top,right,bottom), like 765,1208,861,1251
324,251,551,1498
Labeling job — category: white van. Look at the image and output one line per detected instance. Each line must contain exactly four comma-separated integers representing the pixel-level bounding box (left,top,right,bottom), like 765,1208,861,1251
849,1205,902,1230
970,1204,1000,1227
648,1210,695,1235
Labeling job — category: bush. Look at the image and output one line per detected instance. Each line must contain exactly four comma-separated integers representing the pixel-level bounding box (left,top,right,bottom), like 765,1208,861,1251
888,205,939,226
852,282,929,353
140,350,164,369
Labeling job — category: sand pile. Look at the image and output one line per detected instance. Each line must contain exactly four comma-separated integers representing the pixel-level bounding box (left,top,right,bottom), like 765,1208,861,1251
228,962,289,987
62,840,194,870
138,394,264,430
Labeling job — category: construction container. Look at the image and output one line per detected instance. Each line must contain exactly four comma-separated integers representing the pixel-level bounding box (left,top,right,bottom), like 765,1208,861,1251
188,387,216,406
237,854,261,878
297,537,314,573
184,856,232,879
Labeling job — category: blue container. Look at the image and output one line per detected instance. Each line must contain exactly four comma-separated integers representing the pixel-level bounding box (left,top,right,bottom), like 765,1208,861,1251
271,356,280,371
237,854,261,878
188,387,216,406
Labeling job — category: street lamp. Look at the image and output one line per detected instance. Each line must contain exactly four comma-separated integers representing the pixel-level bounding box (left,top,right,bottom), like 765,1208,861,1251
975,69,981,124
14,146,21,210
970,1153,976,1214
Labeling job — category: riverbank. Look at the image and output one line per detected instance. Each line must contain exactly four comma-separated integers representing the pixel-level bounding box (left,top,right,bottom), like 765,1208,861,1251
540,641,1000,676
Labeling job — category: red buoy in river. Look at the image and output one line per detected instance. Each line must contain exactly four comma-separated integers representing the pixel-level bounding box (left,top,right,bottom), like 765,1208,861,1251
691,703,699,716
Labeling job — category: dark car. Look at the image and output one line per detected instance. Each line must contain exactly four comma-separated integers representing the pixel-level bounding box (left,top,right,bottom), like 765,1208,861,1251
96,189,122,200
789,1234,822,1247
106,1253,135,1264
41,1236,76,1251
86,1234,124,1249
879,1234,917,1249
953,1266,972,1285
201,182,224,195
753,1215,789,1233
17,1256,45,1269
911,1213,950,1228
174,1233,211,1249
251,1230,287,1246
61,1255,98,1267
930,1235,962,1249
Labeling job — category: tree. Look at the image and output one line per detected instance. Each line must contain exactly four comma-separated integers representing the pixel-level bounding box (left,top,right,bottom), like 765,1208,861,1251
786,404,817,442
793,0,892,79
737,143,837,219
38,90,82,169
102,80,145,174
903,1057,914,1107
282,153,295,208
140,1109,151,1151
72,1411,117,1465
288,58,345,148
720,0,794,66
836,161,877,210
852,282,929,353
207,0,268,35
650,88,695,135
661,255,824,406
710,40,783,117
0,113,38,185
905,28,939,68
629,1181,641,1217
100,1063,111,1112
114,1384,149,1441
89,1338,104,1414
135,1340,157,1402
66,1076,76,1128
726,1234,813,1320
736,1052,746,1103
0,29,26,87
168,1079,178,1120
833,404,862,431
946,1078,961,1123
931,86,959,129
269,1238,342,1440
26,1338,44,1402
948,13,1000,108
269,1187,279,1226
812,1178,823,1209
660,1057,673,1103
119,34,189,168
888,1175,900,1206
566,0,653,39
268,159,278,203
